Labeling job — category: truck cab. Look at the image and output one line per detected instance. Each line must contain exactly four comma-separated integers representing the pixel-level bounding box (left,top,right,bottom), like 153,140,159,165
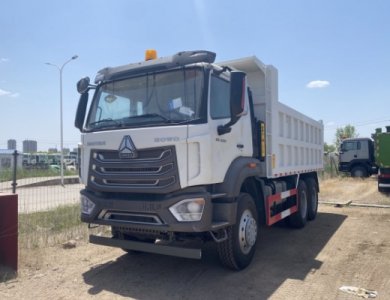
338,137,377,177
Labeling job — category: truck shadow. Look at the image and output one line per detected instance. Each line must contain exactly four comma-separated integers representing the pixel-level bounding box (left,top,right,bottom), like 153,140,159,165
82,211,346,299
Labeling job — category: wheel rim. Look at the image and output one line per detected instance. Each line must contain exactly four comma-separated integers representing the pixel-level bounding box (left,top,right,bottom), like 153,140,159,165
354,169,363,177
238,209,257,255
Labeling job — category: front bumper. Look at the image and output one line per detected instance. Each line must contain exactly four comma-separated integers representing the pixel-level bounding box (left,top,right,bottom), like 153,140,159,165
89,235,202,259
80,189,236,233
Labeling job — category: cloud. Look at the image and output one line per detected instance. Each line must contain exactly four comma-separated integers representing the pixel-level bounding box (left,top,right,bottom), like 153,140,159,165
306,80,330,89
326,121,336,126
0,58,9,63
10,92,20,98
0,89,11,96
0,88,19,98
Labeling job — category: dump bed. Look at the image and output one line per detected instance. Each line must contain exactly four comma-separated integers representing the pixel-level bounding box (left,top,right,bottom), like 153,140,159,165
220,56,324,178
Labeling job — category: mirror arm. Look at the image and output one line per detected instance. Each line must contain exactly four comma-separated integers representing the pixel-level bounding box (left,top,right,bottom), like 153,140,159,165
218,124,232,135
217,116,239,135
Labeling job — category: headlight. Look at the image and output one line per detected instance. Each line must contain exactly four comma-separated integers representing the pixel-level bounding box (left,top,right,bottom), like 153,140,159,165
169,198,205,222
80,194,95,215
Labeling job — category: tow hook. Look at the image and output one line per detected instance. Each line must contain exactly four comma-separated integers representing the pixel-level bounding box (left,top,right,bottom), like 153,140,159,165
209,229,228,243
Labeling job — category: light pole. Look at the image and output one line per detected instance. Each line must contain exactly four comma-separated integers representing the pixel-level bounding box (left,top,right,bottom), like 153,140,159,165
46,55,78,186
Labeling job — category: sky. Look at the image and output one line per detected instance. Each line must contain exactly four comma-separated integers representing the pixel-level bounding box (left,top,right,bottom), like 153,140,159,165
1,0,390,151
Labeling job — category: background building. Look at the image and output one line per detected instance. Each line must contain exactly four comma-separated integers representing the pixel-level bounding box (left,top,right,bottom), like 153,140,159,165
7,139,17,150
23,140,38,153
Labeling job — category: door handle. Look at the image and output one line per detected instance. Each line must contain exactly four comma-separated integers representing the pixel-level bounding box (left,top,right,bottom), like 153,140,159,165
354,155,357,158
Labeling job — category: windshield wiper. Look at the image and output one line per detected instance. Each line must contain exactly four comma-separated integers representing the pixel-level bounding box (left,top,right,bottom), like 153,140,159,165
173,118,204,125
129,113,170,122
89,118,120,127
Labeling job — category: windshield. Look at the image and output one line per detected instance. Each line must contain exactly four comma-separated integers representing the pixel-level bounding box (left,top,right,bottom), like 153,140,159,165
86,68,204,131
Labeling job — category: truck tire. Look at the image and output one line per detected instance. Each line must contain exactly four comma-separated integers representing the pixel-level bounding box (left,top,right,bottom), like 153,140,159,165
217,193,258,270
287,180,308,228
351,166,368,178
305,177,318,221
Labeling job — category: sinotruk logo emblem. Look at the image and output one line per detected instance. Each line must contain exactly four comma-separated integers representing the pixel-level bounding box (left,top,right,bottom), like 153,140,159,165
119,135,138,159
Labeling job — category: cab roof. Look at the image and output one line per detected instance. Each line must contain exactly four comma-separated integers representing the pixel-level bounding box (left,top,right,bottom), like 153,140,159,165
94,50,216,83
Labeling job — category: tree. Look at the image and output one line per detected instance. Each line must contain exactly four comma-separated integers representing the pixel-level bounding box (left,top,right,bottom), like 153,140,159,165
335,124,358,150
324,142,336,154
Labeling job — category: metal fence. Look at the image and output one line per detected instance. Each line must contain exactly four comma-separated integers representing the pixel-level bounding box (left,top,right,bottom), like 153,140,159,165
0,151,85,249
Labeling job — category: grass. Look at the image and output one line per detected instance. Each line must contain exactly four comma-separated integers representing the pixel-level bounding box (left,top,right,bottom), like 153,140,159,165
319,176,390,205
18,204,85,249
0,168,78,183
18,203,110,249
19,204,81,234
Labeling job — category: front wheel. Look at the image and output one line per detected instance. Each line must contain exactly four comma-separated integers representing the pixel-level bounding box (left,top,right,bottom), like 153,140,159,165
217,193,258,270
351,166,368,178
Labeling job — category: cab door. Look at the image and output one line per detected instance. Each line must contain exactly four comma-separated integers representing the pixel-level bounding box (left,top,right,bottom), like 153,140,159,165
208,73,251,182
339,140,361,164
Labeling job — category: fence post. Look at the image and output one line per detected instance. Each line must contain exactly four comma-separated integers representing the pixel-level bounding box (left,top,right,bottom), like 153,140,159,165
12,150,18,193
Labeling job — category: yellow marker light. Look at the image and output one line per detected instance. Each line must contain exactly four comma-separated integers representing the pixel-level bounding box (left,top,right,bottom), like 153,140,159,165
145,49,157,61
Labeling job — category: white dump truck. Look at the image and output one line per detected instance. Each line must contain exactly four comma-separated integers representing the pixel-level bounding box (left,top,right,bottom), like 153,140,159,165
75,50,323,270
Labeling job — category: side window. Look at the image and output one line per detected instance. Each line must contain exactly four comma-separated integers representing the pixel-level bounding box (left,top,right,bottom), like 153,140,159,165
210,75,230,119
344,141,358,151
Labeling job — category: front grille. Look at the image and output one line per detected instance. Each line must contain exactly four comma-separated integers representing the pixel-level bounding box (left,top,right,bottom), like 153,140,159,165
112,225,166,238
88,146,180,193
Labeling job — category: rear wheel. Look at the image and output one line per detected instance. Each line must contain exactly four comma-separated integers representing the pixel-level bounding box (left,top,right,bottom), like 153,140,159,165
287,180,308,228
217,193,258,270
306,177,318,221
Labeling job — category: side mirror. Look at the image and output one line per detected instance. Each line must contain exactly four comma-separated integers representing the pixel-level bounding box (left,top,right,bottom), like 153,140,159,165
230,71,246,119
218,71,246,135
75,93,89,131
77,77,91,94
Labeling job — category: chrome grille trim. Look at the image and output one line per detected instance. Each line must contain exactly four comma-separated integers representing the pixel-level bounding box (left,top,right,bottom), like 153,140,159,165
87,146,180,193
99,209,163,225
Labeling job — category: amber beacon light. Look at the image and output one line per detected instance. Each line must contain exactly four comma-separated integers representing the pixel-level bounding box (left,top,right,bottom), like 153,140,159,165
145,49,157,61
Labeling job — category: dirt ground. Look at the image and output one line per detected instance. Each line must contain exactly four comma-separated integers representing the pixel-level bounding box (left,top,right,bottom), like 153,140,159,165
1,178,390,299
319,176,390,205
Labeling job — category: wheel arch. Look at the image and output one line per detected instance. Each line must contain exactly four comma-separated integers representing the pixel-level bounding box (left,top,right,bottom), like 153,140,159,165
214,157,266,224
214,157,263,198
299,171,319,192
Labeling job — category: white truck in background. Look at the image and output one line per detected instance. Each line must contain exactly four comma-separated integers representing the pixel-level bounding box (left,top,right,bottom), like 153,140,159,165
74,50,324,270
338,137,377,177
339,127,390,192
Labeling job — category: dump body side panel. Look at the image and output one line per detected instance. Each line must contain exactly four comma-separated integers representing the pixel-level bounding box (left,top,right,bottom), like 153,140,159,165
218,56,323,178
